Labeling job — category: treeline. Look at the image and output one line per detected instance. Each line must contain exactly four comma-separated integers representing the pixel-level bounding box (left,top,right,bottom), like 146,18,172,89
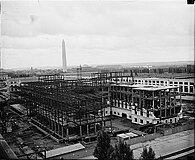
102,65,194,75
132,65,194,74
7,73,31,78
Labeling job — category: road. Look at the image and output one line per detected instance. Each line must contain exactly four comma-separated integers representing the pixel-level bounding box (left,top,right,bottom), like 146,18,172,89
132,129,194,159
53,129,194,159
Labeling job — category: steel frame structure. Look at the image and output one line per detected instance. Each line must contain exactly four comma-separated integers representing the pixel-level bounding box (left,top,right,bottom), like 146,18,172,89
11,72,134,141
110,84,182,124
12,81,108,141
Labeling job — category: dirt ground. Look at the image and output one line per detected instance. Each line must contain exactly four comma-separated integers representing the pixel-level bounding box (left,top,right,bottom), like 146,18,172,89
3,110,145,159
2,112,67,158
105,116,141,132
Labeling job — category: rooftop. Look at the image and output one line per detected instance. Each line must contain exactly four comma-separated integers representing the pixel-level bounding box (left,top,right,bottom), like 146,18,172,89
134,77,194,82
111,83,178,91
134,85,178,91
45,143,85,159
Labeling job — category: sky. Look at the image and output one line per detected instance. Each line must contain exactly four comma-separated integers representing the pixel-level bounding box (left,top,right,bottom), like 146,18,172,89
1,0,194,69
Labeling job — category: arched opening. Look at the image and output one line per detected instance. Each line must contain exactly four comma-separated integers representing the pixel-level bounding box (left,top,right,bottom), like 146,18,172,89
122,113,127,118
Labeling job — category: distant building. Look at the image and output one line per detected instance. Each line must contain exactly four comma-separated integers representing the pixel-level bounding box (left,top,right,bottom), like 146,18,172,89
37,74,64,82
0,72,9,100
8,76,38,92
187,64,194,73
107,76,195,96
132,77,195,96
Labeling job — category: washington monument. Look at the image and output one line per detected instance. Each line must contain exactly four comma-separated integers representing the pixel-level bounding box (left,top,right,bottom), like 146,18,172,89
62,39,67,72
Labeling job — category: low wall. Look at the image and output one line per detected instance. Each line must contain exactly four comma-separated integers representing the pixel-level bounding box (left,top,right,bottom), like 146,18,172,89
126,121,194,145
126,133,162,145
164,122,194,136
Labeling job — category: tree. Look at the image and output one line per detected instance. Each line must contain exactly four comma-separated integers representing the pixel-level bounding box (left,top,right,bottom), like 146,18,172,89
139,146,156,160
111,140,134,160
93,130,114,160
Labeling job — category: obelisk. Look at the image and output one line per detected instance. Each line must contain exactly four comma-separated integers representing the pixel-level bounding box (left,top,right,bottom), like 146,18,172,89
62,39,67,72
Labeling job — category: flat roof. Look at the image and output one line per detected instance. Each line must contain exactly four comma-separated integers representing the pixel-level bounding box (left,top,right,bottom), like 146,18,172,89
111,83,139,87
111,83,178,91
134,77,194,82
45,143,85,158
125,132,138,138
134,86,178,91
117,132,139,138
117,133,129,139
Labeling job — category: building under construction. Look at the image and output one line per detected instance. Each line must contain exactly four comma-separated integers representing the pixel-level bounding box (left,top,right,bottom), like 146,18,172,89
105,84,182,125
10,71,133,142
10,71,183,142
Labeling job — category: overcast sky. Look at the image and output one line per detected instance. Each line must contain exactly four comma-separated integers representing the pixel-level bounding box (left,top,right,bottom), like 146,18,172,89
1,0,194,69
